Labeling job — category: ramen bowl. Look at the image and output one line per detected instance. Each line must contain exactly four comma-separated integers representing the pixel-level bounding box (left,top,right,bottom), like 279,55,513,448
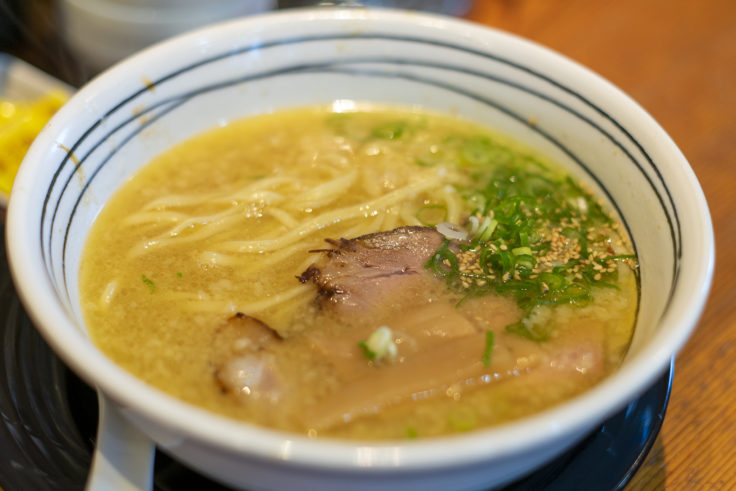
6,8,713,491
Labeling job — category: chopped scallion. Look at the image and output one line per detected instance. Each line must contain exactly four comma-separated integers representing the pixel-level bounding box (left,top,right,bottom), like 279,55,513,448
358,326,398,362
422,155,638,341
358,340,377,360
512,246,532,256
371,121,406,140
141,274,156,293
482,331,494,366
477,217,497,242
415,204,447,226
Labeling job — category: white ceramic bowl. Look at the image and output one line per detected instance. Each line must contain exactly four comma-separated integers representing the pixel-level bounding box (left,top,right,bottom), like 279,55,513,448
6,8,714,491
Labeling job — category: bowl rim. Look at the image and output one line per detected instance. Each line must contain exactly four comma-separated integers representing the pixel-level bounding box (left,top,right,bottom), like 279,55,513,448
6,6,714,472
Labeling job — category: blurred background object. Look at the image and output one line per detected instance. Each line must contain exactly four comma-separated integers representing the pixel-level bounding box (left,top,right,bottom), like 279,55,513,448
1,0,88,86
57,0,276,74
1,0,474,85
0,54,70,200
279,0,473,16
0,0,22,49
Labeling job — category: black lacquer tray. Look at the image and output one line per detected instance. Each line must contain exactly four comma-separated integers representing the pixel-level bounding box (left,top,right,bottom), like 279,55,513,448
0,225,671,491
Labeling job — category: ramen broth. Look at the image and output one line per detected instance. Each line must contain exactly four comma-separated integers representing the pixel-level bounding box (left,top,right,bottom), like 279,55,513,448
80,105,638,439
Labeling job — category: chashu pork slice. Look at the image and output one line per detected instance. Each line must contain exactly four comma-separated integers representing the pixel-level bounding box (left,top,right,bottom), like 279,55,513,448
298,225,445,315
302,317,606,431
212,313,284,404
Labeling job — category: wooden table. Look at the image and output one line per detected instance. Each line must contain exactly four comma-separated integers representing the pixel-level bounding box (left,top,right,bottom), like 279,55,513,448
467,1,735,488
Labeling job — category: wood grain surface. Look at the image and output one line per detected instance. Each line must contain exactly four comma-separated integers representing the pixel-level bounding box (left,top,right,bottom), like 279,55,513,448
466,1,735,489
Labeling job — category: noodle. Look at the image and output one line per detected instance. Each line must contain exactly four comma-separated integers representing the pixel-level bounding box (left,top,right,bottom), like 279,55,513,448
157,284,313,316
286,170,358,211
266,208,299,228
218,176,443,253
140,176,293,211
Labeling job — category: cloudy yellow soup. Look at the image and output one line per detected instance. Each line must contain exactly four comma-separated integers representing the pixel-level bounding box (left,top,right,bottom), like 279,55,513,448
80,105,638,440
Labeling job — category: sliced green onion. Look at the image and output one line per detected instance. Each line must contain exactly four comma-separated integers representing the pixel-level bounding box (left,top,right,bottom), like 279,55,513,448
498,249,514,275
371,121,406,140
415,157,437,167
518,230,529,247
415,145,445,167
538,272,566,291
141,274,156,293
359,326,397,362
539,283,591,305
482,331,495,366
358,341,376,360
590,280,620,289
512,246,532,256
506,320,549,342
415,204,447,226
514,254,535,275
477,217,497,242
424,240,459,281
